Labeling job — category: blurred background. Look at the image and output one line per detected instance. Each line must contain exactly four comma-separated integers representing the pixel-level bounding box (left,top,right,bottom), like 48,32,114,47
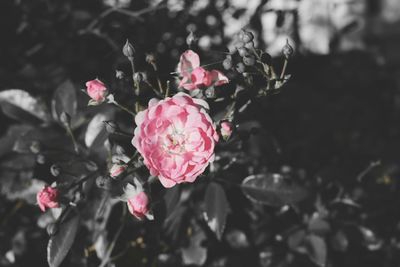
1,0,400,266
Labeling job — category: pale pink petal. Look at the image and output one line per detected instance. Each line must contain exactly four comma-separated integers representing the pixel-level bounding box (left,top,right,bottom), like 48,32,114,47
210,70,229,86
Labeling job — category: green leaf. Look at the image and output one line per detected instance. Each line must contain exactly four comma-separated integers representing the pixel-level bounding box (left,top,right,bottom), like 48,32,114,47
204,182,230,240
0,89,50,122
51,80,77,122
241,173,308,206
47,214,80,267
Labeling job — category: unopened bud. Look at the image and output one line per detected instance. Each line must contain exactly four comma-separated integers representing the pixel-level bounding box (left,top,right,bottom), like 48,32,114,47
60,112,71,127
50,164,61,177
220,121,234,141
47,223,58,236
109,163,127,178
145,53,156,65
30,141,41,154
37,154,46,165
223,58,233,70
123,39,135,59
242,31,254,43
133,72,146,84
282,39,294,59
236,62,245,73
243,55,256,66
237,47,250,57
205,87,216,98
115,70,124,79
186,31,197,47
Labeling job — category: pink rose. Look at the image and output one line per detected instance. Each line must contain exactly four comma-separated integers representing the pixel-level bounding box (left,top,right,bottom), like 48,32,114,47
132,93,219,188
220,121,234,140
123,182,153,220
127,192,151,220
86,79,107,103
177,50,229,90
37,186,59,212
109,163,127,178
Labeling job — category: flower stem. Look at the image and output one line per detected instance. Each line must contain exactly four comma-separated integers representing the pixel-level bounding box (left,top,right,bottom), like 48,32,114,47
280,58,288,80
66,126,79,154
111,100,136,117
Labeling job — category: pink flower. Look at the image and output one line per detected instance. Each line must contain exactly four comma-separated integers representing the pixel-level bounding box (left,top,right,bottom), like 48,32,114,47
37,186,59,212
220,121,234,140
127,192,151,220
109,164,127,178
177,50,229,90
132,93,219,188
86,79,107,103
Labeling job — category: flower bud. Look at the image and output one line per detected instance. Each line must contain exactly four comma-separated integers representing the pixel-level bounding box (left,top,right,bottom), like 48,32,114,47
244,41,254,49
236,62,245,73
223,58,233,70
37,186,59,212
86,79,108,104
115,70,124,79
133,72,146,84
46,223,58,236
60,112,71,127
237,47,250,57
145,53,156,65
127,191,153,220
243,55,256,66
205,87,216,98
36,154,46,165
282,40,294,59
109,163,127,178
30,141,41,154
123,39,135,59
220,121,234,141
242,31,254,43
186,31,197,47
50,164,61,177
235,41,245,49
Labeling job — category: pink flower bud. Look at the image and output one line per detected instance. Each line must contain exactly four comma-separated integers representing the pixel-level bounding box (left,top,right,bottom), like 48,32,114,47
37,186,59,212
86,79,107,104
109,164,127,178
127,192,153,220
220,121,234,140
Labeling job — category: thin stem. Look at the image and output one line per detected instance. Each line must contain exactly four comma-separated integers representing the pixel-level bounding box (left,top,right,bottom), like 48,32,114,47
66,126,79,154
357,160,381,182
112,101,136,117
280,59,288,80
165,80,170,98
151,62,163,94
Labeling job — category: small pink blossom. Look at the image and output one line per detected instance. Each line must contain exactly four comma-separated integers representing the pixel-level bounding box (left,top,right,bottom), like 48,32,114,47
86,79,108,103
127,192,151,220
132,93,219,188
37,186,59,212
123,182,153,220
177,50,229,90
109,164,127,178
220,121,234,140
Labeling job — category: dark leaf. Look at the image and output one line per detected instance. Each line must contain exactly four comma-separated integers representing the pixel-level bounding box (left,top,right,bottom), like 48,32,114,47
164,185,181,219
330,230,348,252
241,173,308,206
0,89,50,122
52,80,77,121
308,217,331,236
47,214,80,267
304,234,327,267
204,182,230,240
